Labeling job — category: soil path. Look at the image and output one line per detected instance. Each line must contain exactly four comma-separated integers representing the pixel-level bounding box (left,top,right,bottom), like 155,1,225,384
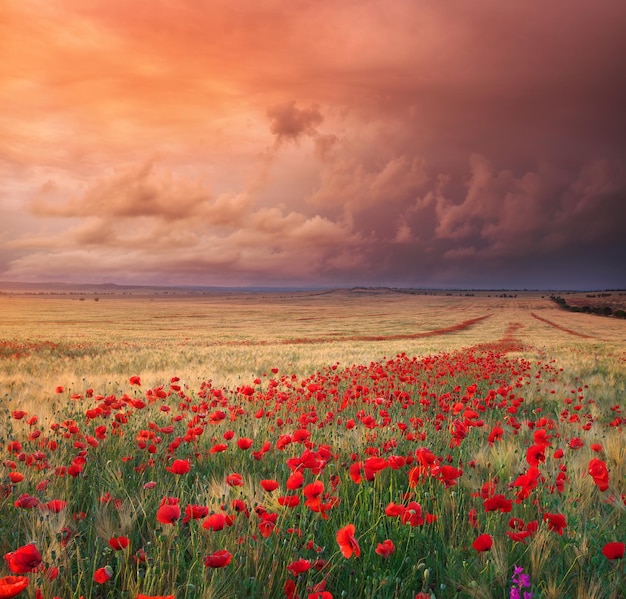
278,314,492,345
530,312,594,339
471,321,526,353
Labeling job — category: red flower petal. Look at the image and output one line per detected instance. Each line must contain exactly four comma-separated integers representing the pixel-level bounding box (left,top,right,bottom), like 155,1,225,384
336,523,360,558
602,542,624,560
472,534,493,552
0,576,29,599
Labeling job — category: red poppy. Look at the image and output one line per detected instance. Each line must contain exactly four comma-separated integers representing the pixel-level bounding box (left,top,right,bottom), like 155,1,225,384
166,460,190,475
467,508,478,528
204,550,232,568
237,437,253,450
261,479,279,492
364,457,388,479
109,536,130,551
45,500,67,513
230,499,248,517
156,497,181,524
240,385,255,397
182,504,209,523
588,458,609,492
202,513,226,531
375,539,395,558
0,576,29,598
303,480,324,500
284,579,298,599
533,428,552,447
602,542,624,560
336,524,360,558
93,566,113,584
483,495,512,513
6,441,22,454
487,426,504,444
287,558,311,575
226,473,244,487
8,472,24,484
472,534,493,552
286,471,304,490
554,470,568,493
434,465,463,488
401,501,424,527
543,512,567,535
388,455,406,470
14,495,38,509
258,519,276,538
385,502,406,517
4,544,42,574
507,530,533,543
11,411,26,420
253,442,271,460
568,437,584,449
512,466,541,502
526,444,546,467
349,462,363,484
278,495,301,508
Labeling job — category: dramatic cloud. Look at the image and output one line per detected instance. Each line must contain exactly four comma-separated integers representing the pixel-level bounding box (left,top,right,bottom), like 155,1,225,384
267,102,324,144
29,161,257,226
1,0,625,288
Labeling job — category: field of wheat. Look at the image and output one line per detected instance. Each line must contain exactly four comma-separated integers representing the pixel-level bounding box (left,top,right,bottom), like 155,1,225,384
1,289,624,598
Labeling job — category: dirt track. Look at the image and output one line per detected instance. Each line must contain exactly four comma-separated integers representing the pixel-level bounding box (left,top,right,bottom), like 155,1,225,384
530,312,594,338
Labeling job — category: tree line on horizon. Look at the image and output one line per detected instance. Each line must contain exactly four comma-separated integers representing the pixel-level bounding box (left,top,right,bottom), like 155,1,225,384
551,295,626,319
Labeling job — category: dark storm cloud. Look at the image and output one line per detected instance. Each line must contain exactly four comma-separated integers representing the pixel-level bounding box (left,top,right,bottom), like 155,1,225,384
2,0,625,288
267,102,324,144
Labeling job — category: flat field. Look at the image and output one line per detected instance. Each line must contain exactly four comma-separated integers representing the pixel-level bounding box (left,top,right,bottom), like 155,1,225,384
3,289,623,392
0,289,624,598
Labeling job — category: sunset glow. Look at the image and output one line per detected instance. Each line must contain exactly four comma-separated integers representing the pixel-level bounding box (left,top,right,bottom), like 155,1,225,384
2,0,625,288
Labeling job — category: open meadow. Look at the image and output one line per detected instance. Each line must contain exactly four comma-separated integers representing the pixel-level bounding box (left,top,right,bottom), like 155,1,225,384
1,288,625,598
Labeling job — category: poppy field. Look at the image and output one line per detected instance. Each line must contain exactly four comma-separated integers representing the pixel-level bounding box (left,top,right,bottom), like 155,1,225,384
1,289,624,598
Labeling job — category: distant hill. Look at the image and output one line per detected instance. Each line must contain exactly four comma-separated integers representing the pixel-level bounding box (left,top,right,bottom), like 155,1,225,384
1,281,623,297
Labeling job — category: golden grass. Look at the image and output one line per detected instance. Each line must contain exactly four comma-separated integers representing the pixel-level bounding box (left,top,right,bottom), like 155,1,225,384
1,289,624,404
1,287,624,598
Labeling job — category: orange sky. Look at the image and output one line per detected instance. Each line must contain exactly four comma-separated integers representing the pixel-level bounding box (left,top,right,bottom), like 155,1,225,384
2,0,625,288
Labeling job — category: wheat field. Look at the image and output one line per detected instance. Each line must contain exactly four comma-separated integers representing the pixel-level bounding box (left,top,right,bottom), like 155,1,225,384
1,288,625,598
2,289,623,390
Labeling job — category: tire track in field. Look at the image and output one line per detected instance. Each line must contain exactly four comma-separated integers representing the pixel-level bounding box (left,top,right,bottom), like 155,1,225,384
278,314,491,345
177,315,492,347
530,312,594,338
471,321,526,353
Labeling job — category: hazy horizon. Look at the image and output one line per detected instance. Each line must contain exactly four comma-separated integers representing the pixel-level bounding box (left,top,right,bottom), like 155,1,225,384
1,279,624,294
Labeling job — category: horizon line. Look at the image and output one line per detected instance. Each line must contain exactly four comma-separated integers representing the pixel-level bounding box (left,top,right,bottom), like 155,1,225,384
0,280,624,294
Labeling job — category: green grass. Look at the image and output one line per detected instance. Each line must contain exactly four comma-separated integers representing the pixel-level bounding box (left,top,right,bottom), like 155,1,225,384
0,290,625,598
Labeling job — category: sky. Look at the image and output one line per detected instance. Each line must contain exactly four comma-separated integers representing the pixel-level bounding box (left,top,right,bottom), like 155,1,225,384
1,0,625,290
